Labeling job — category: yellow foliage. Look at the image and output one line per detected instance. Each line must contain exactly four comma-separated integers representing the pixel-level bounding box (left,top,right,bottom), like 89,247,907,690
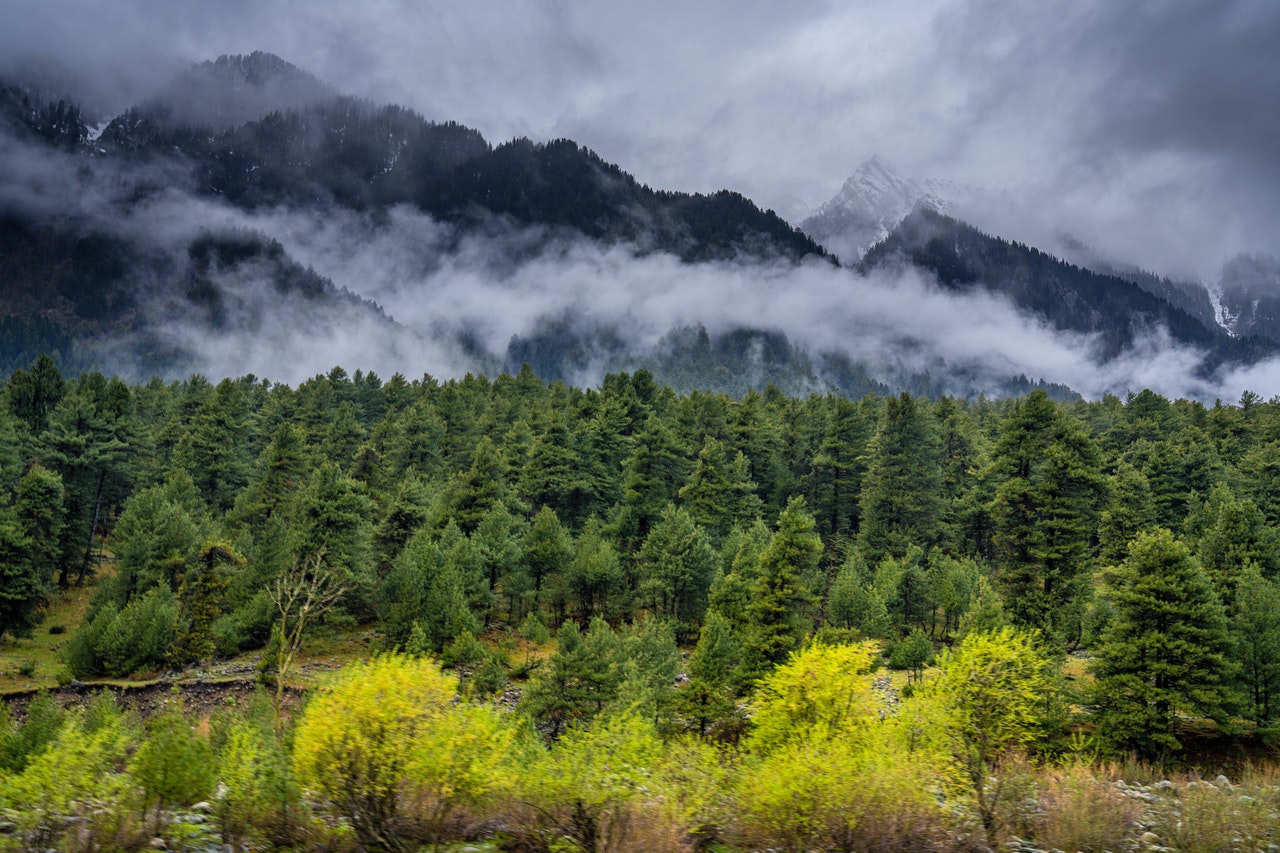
520,711,664,852
291,654,458,846
406,701,524,841
653,737,738,845
736,725,941,853
909,627,1053,843
745,640,878,755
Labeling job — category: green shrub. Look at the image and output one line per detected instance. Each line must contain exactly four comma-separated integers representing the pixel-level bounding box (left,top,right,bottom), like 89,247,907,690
0,705,132,849
213,588,277,656
64,586,180,677
442,629,485,668
471,650,510,697
130,705,216,816
0,692,65,773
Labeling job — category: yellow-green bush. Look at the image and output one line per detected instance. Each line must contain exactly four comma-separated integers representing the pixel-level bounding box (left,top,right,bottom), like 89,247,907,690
0,706,133,851
519,710,664,853
736,726,943,853
293,653,525,851
745,640,878,755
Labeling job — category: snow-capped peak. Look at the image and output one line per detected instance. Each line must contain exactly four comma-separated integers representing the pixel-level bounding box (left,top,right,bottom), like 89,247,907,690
799,156,957,264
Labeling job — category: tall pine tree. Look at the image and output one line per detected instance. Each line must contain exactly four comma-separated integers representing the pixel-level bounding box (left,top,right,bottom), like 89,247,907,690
1090,529,1233,758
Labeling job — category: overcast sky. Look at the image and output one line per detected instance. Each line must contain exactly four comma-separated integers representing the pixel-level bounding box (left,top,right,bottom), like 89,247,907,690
3,0,1277,280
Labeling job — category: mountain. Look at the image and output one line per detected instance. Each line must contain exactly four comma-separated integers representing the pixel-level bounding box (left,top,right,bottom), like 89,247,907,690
1215,254,1280,341
92,91,824,263
1,52,1274,400
860,206,1274,367
798,156,978,264
1050,233,1221,335
805,158,1235,350
0,52,827,381
142,51,337,131
0,213,397,378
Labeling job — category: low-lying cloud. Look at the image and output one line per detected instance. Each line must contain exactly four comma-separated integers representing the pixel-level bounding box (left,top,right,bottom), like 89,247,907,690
223,200,1260,401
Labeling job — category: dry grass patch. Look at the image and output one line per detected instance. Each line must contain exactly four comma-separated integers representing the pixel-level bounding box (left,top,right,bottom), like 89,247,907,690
1032,763,1144,852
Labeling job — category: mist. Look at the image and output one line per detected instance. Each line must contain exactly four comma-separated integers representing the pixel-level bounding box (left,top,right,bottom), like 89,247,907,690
197,199,1260,402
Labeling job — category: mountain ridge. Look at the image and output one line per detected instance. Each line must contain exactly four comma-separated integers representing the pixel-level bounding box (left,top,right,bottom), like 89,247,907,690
859,206,1275,368
0,51,1273,401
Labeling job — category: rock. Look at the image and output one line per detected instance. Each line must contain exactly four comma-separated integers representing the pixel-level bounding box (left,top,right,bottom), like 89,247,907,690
149,838,167,850
1138,831,1160,845
1154,779,1174,789
1215,774,1232,788
190,801,213,812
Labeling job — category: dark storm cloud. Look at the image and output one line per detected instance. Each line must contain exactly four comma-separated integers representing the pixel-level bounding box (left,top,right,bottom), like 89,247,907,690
1082,2,1280,175
926,0,1280,277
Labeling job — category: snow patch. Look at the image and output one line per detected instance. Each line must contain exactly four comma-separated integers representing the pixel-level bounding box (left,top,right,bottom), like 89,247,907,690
1206,286,1238,337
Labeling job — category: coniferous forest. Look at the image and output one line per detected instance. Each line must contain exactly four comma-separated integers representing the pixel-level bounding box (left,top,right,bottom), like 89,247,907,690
2,355,1280,850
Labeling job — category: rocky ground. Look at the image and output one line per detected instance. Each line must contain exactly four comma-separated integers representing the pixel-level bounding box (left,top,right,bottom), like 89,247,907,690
0,658,347,721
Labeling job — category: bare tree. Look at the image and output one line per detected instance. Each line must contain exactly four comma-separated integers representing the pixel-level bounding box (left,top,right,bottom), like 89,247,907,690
267,546,346,720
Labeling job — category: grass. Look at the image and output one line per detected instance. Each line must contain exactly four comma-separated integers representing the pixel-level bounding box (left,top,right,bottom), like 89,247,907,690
0,575,383,695
0,582,94,692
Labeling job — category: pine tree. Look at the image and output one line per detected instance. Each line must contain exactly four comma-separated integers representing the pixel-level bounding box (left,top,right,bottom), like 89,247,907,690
635,504,716,632
858,393,943,563
0,505,43,639
826,553,890,639
0,403,23,494
1231,565,1280,724
1097,462,1156,566
1194,486,1280,606
745,497,822,671
472,500,526,618
523,508,573,597
13,464,65,589
806,396,871,542
170,540,239,665
1090,529,1233,758
613,415,689,551
987,391,1106,643
173,378,252,512
678,437,735,537
42,387,130,587
451,435,510,534
522,619,622,737
519,416,589,526
291,462,375,618
7,353,65,433
566,517,622,620
375,530,441,648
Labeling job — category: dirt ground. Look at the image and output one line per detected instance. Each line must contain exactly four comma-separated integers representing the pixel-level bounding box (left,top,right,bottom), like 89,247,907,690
0,659,345,722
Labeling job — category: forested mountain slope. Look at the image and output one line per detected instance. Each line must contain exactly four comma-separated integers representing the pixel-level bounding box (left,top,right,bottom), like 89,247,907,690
860,207,1274,366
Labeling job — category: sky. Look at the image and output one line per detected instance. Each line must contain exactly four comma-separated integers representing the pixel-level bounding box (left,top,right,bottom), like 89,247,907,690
3,0,1277,281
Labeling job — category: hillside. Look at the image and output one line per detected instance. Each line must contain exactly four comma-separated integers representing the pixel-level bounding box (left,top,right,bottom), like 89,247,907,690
860,206,1275,367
